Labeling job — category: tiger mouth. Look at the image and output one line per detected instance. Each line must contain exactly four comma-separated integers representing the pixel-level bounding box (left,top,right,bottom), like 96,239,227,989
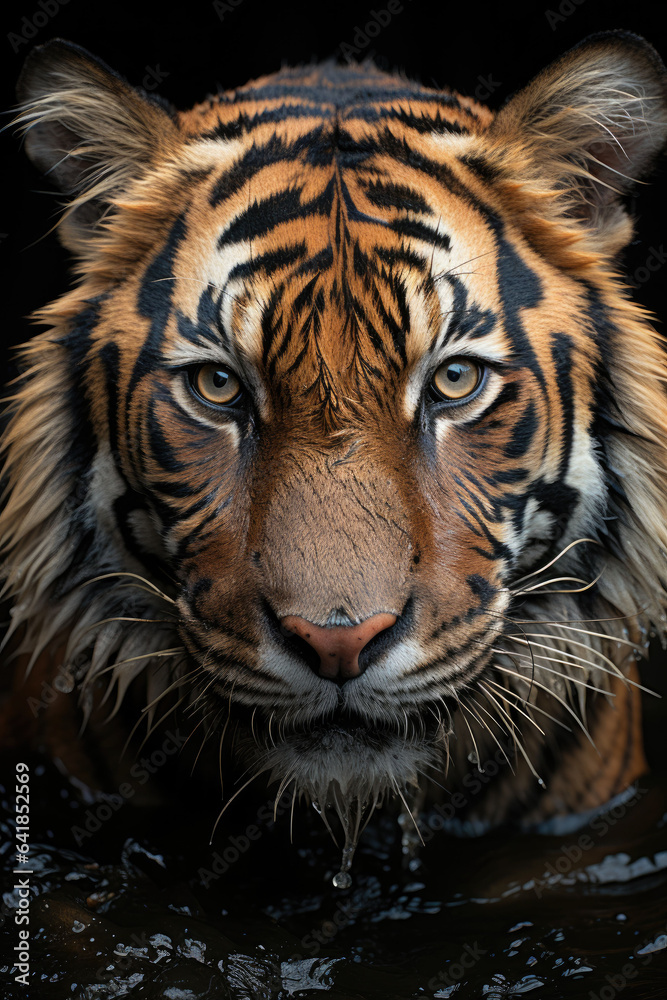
237,706,443,813
241,706,446,746
230,702,448,787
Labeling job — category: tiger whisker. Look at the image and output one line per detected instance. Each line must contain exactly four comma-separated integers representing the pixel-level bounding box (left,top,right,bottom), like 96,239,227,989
81,654,196,716
274,772,295,821
139,666,194,726
78,571,177,604
133,688,190,757
192,711,220,776
474,676,546,737
514,657,623,700
77,616,174,635
117,661,195,752
432,249,496,282
460,691,522,765
506,611,645,626
471,689,518,772
517,622,638,646
456,695,483,770
497,632,632,684
509,537,601,589
180,712,209,764
488,669,597,748
393,780,424,846
516,574,596,594
414,762,449,794
517,571,605,598
87,647,186,679
210,768,264,843
478,679,571,734
290,783,298,844
492,647,612,695
188,669,224,713
473,682,544,784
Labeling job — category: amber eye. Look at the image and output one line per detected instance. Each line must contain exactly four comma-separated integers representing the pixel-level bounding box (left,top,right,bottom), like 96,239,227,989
430,357,484,403
190,364,243,407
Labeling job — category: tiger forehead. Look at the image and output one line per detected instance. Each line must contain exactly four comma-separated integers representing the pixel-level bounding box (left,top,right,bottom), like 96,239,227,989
169,62,597,410
172,71,497,390
183,61,490,137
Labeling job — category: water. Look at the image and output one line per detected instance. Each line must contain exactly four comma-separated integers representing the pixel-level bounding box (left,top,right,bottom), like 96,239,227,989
1,654,667,998
332,842,355,890
2,750,667,999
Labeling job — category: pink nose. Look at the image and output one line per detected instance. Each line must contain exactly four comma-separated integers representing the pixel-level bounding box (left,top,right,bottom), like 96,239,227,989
281,613,398,679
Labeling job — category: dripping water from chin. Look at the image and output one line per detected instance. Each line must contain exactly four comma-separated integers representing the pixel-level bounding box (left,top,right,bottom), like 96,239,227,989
312,788,369,890
332,839,355,889
314,782,426,888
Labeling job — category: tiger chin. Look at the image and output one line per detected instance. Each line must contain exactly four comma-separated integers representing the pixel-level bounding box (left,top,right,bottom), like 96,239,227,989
2,32,667,853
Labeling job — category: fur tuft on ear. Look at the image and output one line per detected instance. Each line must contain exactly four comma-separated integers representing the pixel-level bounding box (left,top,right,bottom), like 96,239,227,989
15,39,180,254
482,31,667,260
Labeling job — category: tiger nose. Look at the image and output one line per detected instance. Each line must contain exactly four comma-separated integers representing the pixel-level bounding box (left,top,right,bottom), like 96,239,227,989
281,613,398,679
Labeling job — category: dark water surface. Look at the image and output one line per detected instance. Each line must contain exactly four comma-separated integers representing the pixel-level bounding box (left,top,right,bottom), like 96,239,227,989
2,656,667,999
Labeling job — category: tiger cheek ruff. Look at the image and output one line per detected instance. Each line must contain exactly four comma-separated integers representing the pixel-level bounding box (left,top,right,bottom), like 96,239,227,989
3,32,667,867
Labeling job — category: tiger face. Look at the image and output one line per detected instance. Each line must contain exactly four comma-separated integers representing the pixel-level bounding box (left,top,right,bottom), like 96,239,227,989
4,33,667,831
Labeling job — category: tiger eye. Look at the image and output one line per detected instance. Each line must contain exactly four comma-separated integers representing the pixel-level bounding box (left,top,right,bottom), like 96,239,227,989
431,358,482,402
193,364,243,406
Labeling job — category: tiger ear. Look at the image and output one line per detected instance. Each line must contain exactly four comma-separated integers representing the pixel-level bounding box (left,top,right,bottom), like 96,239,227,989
485,31,667,257
16,39,179,253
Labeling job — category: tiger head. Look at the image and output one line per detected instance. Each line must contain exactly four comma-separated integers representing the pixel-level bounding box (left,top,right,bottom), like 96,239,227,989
4,33,667,835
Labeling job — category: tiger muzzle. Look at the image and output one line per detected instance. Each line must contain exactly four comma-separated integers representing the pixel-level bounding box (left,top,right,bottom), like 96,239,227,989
253,451,416,676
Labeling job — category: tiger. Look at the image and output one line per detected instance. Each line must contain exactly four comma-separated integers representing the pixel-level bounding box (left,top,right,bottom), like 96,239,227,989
2,31,667,861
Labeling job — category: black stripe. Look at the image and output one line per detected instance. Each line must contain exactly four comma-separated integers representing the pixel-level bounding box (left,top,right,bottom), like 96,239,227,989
551,332,575,478
228,242,308,282
465,382,519,429
129,214,188,400
364,178,433,215
209,129,329,205
97,338,120,458
488,219,545,384
217,182,334,248
147,397,186,474
504,400,538,459
60,301,101,471
388,216,451,249
375,244,428,274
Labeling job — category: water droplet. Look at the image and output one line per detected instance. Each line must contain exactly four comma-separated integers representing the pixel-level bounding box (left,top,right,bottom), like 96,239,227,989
54,669,75,694
71,920,86,933
332,837,357,890
467,751,478,765
537,777,546,789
